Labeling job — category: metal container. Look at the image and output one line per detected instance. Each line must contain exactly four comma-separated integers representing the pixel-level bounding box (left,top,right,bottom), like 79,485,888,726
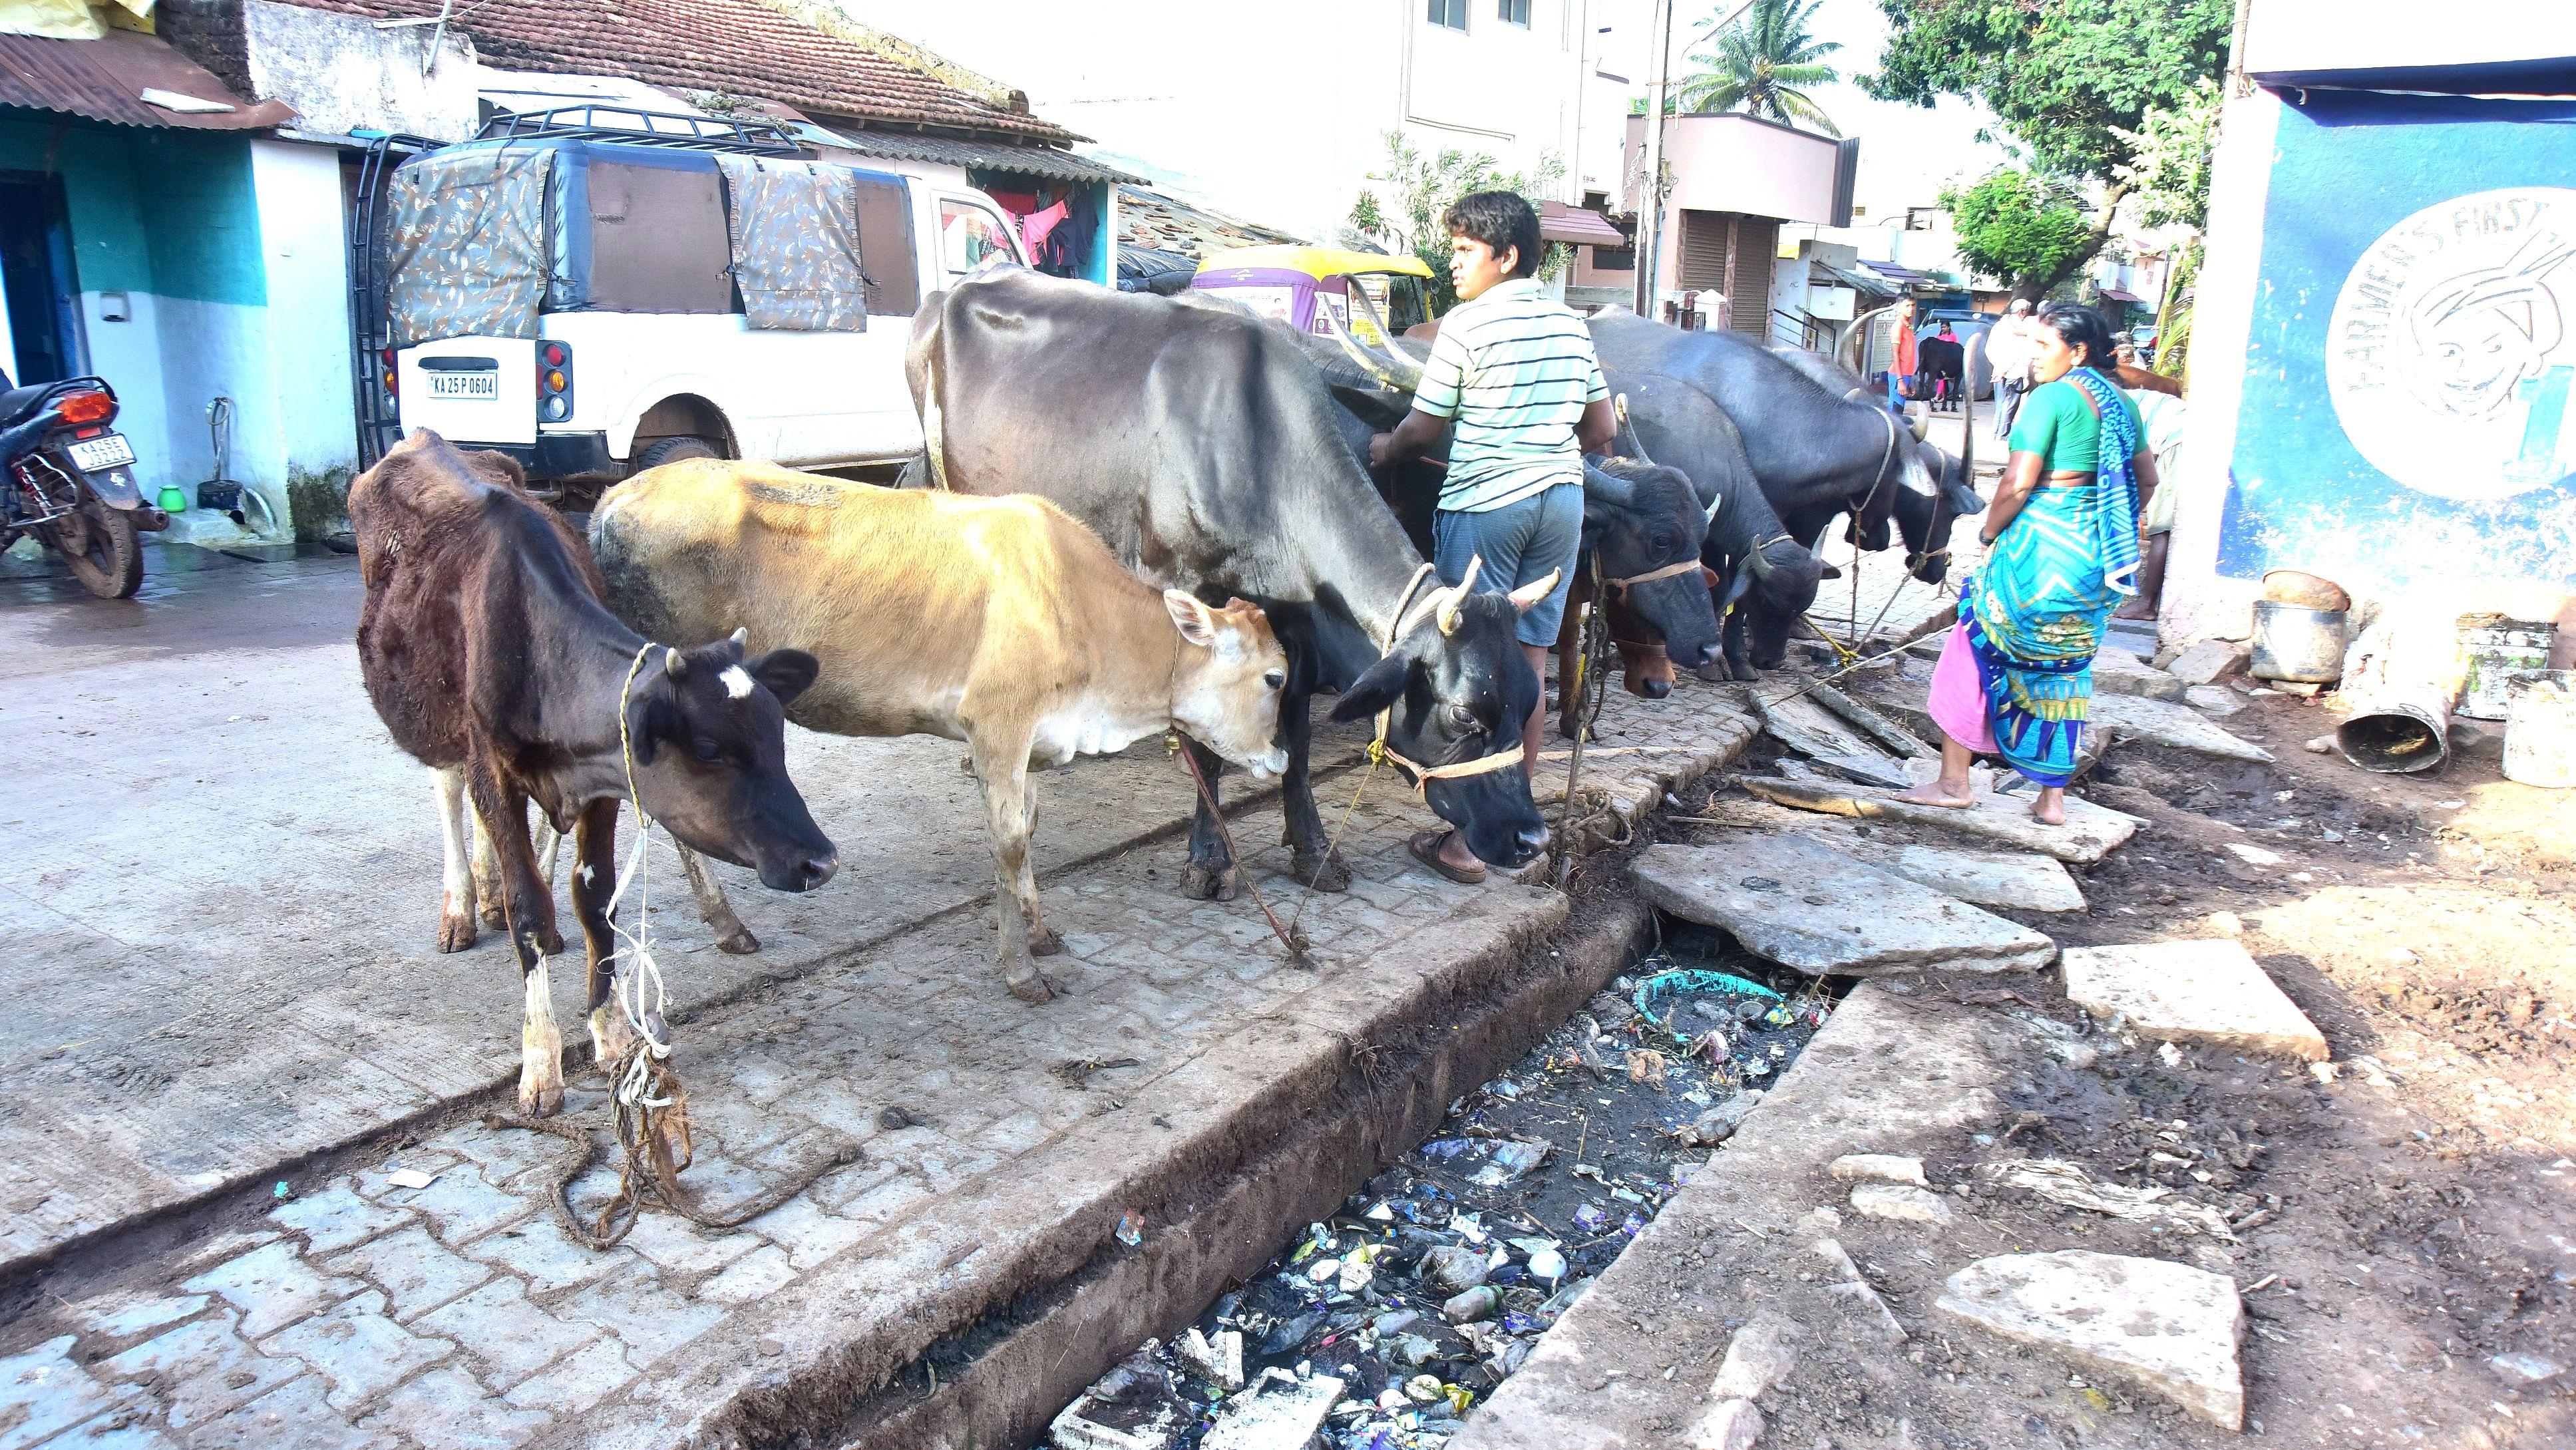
2456,615,2555,720
2503,671,2576,789
2249,600,2348,683
2336,685,2452,774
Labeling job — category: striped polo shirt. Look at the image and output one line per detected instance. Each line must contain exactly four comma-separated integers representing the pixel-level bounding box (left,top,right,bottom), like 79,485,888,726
1411,277,1608,513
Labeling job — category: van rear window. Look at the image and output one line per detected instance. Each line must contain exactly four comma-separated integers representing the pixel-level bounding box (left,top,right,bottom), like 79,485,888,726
854,177,918,319
586,161,733,314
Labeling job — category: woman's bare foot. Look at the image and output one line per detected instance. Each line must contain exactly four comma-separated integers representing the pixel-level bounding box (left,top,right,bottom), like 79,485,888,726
2112,601,2157,622
1894,780,1976,809
2030,787,2068,825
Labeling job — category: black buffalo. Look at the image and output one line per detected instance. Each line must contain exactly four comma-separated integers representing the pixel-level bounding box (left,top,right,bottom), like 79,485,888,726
1589,313,1981,671
908,268,1551,897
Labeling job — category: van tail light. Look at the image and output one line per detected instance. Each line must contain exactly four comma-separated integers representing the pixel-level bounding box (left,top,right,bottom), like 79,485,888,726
56,390,114,425
538,341,572,423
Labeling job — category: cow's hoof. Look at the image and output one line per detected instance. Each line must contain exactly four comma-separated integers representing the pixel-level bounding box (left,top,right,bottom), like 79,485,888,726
1006,967,1063,1003
1029,924,1063,957
1293,850,1351,893
536,925,566,955
1179,862,1242,901
1694,661,1734,684
480,902,508,930
589,1005,638,1069
518,1069,564,1118
437,911,477,954
716,928,761,955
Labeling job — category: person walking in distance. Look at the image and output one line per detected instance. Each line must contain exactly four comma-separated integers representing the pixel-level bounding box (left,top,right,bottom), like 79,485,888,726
1986,297,2039,443
1371,190,1614,884
1885,298,1919,413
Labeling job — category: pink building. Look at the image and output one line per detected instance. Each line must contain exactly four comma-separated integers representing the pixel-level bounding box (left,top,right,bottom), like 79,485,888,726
1586,110,1854,338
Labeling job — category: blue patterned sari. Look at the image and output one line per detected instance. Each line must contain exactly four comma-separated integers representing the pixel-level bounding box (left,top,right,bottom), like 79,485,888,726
1960,368,2142,786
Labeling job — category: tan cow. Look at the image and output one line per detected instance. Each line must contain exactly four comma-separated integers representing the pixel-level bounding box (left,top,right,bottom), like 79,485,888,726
590,460,1290,1001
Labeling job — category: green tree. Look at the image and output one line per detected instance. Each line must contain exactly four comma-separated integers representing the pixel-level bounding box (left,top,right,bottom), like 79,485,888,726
1347,133,1568,313
1865,0,2231,295
1942,170,2094,297
1675,0,1844,135
2112,79,2221,232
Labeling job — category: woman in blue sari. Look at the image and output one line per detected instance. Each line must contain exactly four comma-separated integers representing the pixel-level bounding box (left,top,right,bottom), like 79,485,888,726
1898,303,2162,825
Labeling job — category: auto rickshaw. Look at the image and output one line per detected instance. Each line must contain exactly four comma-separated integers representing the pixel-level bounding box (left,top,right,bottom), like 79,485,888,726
1189,246,1434,346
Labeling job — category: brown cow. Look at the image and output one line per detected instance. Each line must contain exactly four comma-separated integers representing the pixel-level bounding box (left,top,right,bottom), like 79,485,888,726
590,459,1290,1003
351,431,838,1115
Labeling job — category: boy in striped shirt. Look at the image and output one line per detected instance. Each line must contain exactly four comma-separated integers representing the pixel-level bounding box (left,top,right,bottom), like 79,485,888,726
1370,191,1614,882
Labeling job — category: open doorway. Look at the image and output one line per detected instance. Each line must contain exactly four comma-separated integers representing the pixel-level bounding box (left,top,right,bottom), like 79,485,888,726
0,173,83,386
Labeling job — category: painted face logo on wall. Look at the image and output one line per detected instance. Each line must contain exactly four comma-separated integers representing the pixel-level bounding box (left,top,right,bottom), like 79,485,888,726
2326,187,2576,501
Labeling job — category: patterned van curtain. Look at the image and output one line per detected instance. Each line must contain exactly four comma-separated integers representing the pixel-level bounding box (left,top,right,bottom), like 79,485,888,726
715,156,867,332
385,148,556,345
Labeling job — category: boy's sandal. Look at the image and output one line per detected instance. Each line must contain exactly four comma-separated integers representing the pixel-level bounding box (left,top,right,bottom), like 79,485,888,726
1408,830,1487,885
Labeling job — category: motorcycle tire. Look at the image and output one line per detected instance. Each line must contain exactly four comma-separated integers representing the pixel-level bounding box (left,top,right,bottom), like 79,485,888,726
59,497,143,599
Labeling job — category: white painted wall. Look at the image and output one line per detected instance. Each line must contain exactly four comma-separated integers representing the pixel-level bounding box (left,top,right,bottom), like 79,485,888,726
246,0,481,142
827,0,1645,241
2242,0,2576,77
249,138,357,520
2158,89,2279,645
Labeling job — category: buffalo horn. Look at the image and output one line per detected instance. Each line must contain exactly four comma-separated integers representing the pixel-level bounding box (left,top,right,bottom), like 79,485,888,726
1746,544,1777,582
1581,461,1636,508
1320,295,1425,394
663,646,687,677
1437,554,1483,635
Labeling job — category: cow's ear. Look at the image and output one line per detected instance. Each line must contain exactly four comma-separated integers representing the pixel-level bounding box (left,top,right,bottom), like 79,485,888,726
632,694,682,765
746,649,820,708
1329,652,1412,723
1163,590,1220,647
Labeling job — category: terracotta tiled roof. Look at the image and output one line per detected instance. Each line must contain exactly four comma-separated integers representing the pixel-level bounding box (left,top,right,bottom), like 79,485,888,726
278,0,1076,144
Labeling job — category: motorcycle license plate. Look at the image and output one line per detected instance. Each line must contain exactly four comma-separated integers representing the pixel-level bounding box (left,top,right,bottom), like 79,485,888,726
428,371,500,400
66,433,136,471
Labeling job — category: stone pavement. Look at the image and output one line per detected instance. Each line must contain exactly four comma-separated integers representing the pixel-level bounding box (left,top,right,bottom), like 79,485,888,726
0,545,1766,1450
0,545,1342,1272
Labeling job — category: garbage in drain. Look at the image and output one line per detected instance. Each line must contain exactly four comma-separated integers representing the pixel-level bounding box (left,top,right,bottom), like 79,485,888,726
1050,945,1832,1448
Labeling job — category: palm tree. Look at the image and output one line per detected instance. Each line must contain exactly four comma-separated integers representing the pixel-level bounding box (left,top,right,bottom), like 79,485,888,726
1674,0,1843,136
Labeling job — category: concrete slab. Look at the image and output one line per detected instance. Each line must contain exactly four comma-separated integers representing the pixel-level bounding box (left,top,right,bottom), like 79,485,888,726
1630,838,2056,976
1805,681,1933,757
2184,684,2246,717
2060,940,2330,1061
2167,639,2250,686
1533,674,1759,855
2093,646,2187,703
1936,1250,2245,1429
1737,775,2141,864
1811,836,2087,913
1751,683,1899,769
2089,693,2273,760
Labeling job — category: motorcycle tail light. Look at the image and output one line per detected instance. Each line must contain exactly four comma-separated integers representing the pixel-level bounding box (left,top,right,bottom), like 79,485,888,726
57,391,114,425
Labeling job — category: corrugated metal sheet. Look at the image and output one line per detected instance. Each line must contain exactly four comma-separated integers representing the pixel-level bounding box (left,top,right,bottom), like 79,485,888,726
811,129,1143,185
0,30,294,130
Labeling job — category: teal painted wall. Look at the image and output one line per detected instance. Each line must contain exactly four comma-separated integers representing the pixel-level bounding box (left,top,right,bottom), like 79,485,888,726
0,115,264,306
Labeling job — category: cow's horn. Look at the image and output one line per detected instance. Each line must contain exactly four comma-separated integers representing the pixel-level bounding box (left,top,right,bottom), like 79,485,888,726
1437,554,1483,635
728,626,749,647
1746,544,1776,582
1910,411,1930,443
663,646,687,677
1320,295,1425,393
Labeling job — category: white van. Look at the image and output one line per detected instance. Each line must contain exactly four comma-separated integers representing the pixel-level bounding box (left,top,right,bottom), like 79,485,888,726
373,116,1027,492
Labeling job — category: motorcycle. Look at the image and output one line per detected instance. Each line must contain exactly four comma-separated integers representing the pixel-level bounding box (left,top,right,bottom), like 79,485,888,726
1,373,165,599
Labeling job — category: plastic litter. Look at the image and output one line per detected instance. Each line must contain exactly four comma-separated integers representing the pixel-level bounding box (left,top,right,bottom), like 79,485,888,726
1051,946,1827,1449
1115,1212,1145,1247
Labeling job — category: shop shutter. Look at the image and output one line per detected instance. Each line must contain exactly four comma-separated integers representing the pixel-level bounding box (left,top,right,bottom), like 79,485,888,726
1729,216,1777,338
1678,210,1729,290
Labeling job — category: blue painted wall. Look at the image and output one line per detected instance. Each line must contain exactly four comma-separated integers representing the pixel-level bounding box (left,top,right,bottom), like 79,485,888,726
2219,92,2576,594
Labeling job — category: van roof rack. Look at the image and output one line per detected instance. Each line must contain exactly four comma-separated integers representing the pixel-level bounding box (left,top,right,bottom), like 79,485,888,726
476,106,809,156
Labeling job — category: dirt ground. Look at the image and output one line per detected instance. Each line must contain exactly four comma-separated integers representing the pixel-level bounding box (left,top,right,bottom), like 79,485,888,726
1660,669,2576,1447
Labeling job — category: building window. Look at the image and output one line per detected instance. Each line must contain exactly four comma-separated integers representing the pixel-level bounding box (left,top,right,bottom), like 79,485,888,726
1428,0,1467,31
1590,247,1635,271
1499,0,1529,25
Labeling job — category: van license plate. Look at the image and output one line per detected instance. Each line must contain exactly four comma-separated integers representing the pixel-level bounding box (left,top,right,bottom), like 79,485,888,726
428,371,500,400
67,433,136,471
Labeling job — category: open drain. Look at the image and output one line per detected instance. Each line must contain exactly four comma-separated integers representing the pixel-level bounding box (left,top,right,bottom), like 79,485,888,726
1050,926,1843,1449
